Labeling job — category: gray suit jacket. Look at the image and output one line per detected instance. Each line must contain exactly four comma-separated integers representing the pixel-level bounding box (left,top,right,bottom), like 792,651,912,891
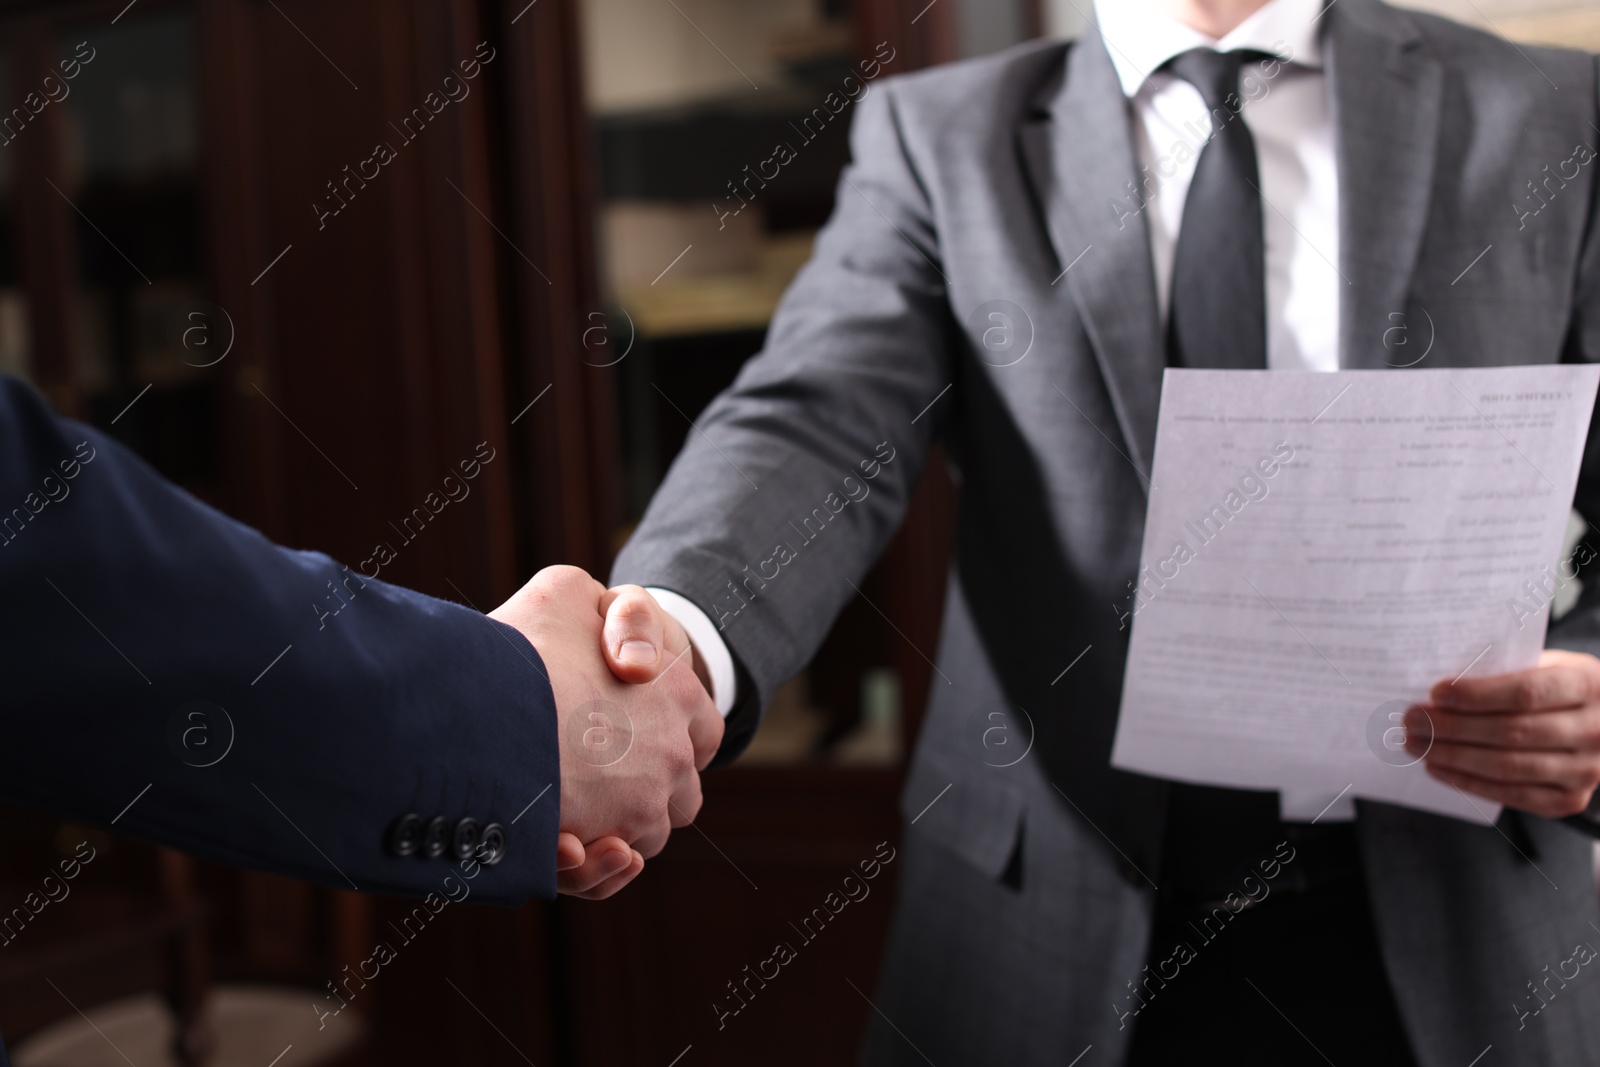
614,2,1600,1063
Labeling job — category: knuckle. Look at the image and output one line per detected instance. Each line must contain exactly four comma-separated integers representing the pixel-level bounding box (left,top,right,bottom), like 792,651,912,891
538,564,599,598
625,794,660,832
640,829,669,860
667,739,696,776
610,583,650,607
610,587,655,624
667,669,699,704
1539,717,1571,748
1581,714,1600,747
1514,675,1549,713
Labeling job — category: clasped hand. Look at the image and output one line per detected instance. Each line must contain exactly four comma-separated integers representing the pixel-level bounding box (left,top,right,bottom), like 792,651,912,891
490,567,723,899
1409,649,1600,820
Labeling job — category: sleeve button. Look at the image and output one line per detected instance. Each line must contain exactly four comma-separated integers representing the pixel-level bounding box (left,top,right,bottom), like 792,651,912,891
422,815,450,859
451,818,481,861
386,813,423,857
476,822,507,867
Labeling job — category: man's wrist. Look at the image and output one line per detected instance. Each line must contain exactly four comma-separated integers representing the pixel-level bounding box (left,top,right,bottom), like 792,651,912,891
689,644,714,697
643,587,737,716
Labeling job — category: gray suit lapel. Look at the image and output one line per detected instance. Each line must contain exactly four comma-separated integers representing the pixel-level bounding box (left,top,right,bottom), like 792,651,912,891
1018,28,1166,483
1016,2,1445,461
1329,0,1443,369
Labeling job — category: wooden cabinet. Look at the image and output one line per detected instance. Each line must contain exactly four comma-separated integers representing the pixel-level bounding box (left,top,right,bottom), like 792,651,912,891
555,768,906,1066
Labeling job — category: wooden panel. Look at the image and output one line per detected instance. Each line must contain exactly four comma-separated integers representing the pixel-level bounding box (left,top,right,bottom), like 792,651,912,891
556,767,905,1067
852,0,959,69
197,0,290,531
206,0,517,603
363,894,559,1067
499,0,619,575
9,16,81,415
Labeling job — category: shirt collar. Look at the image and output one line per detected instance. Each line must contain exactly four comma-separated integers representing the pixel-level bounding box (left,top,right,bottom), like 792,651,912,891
1091,0,1327,98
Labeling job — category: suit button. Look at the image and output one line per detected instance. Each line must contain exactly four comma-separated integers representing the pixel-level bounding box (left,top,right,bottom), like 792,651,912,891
387,813,423,857
452,818,481,861
477,822,507,866
422,816,449,859
1116,855,1147,888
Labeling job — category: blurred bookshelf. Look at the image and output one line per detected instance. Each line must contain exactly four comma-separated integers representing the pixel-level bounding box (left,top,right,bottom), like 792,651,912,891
1494,6,1600,47
581,0,924,772
0,50,29,389
1396,0,1600,49
58,12,220,500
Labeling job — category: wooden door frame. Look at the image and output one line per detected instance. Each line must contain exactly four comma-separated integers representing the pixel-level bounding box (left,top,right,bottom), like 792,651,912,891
496,0,619,576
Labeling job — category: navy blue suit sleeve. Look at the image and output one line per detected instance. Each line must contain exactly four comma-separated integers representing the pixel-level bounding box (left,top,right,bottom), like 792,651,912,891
0,377,560,905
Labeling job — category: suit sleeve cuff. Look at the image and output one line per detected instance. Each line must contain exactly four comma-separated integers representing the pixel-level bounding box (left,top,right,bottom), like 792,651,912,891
645,587,737,717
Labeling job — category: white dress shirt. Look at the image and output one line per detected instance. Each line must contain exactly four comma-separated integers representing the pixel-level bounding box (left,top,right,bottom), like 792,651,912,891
1097,0,1341,372
650,0,1352,820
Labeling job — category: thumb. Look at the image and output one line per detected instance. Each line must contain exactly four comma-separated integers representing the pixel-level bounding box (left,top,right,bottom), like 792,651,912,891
599,584,668,684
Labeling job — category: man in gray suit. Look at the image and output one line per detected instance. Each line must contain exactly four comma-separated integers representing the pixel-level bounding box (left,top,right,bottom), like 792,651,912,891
610,0,1600,1061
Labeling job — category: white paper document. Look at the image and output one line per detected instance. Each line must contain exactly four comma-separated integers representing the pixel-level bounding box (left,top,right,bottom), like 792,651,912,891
1111,365,1600,824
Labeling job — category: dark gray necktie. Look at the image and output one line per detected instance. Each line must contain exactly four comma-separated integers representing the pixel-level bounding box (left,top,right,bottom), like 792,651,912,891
1159,47,1286,899
1164,47,1270,371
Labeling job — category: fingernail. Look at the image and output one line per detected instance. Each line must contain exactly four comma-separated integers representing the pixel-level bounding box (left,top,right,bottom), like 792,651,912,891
618,640,656,665
603,851,631,876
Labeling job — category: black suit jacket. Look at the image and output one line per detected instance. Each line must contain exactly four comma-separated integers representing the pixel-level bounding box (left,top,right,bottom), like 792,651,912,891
0,376,559,907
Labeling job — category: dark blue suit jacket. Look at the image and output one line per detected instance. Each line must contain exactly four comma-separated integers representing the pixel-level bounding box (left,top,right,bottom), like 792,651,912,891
0,376,560,908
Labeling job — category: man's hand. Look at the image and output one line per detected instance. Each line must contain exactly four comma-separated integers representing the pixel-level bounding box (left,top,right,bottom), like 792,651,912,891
489,568,722,900
1408,649,1600,819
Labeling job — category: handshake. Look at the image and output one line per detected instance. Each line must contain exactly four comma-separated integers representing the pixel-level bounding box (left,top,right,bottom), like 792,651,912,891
488,566,724,900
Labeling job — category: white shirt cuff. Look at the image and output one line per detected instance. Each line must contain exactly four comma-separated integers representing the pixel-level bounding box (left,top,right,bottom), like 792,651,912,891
644,587,737,717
